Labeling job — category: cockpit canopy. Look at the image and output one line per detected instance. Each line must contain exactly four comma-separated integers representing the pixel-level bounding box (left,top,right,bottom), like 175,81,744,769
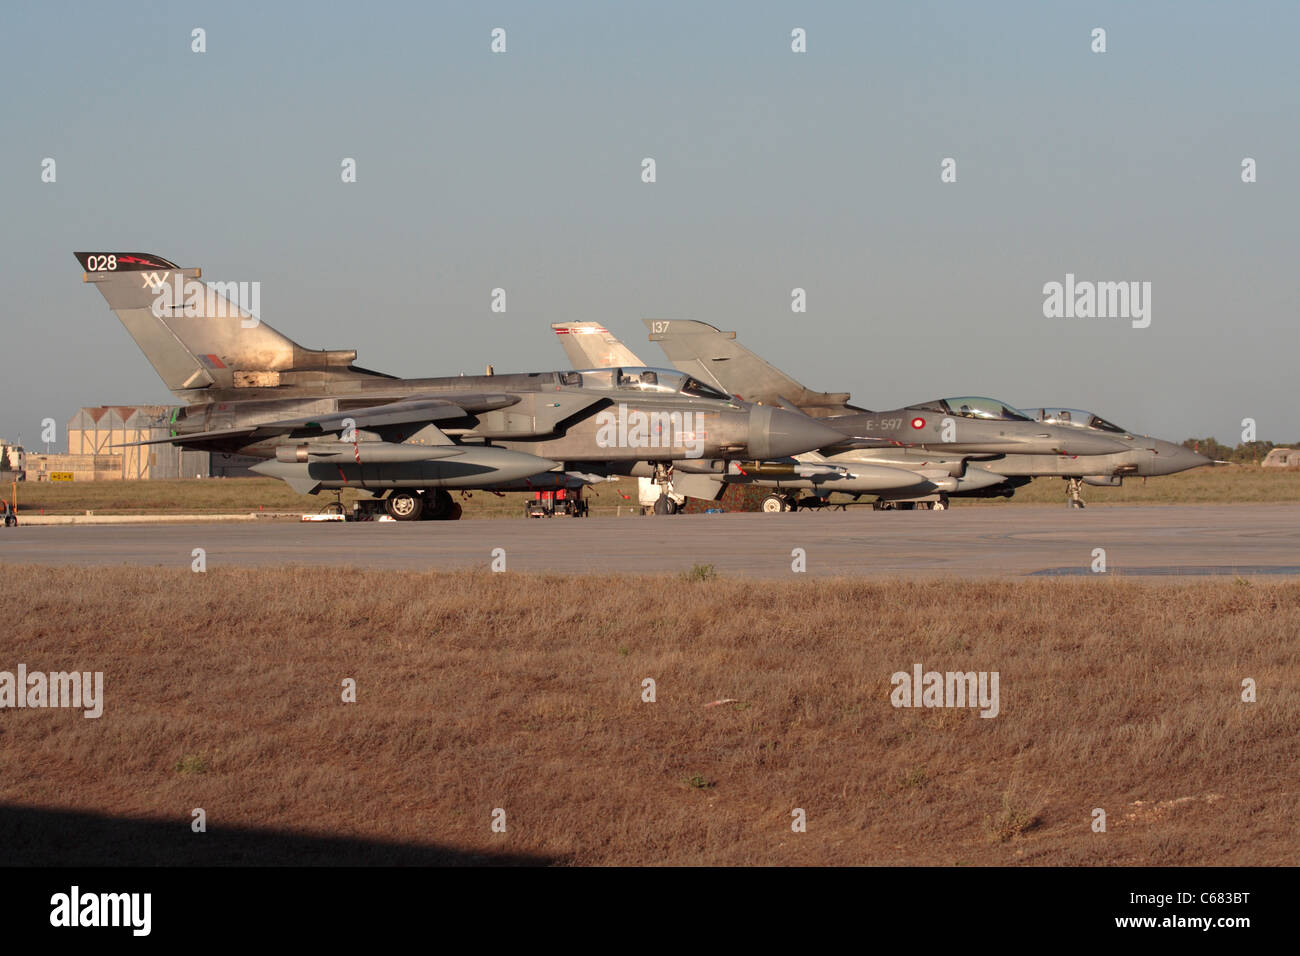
1021,408,1128,434
558,367,733,401
906,396,1033,422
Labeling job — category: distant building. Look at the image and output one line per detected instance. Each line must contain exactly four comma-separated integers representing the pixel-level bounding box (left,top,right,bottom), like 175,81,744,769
1262,447,1300,468
32,406,262,481
0,439,24,481
67,406,207,479
23,453,123,482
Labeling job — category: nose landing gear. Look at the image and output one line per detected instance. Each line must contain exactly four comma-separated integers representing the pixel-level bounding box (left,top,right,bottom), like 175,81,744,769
1066,478,1086,509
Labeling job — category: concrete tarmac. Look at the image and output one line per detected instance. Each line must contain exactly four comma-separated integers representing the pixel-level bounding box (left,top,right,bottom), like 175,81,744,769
2,504,1298,578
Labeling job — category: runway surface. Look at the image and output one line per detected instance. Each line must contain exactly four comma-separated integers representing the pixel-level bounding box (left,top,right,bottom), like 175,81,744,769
2,504,1298,578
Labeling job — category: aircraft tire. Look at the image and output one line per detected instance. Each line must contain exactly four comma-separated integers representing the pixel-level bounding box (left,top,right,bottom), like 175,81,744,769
385,490,423,521
422,488,455,519
761,494,785,514
653,495,678,515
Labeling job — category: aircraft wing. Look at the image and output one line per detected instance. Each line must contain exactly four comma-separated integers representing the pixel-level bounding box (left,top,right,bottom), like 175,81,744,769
118,393,521,452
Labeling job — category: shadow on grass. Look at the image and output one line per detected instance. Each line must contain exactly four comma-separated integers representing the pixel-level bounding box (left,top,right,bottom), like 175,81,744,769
0,804,567,866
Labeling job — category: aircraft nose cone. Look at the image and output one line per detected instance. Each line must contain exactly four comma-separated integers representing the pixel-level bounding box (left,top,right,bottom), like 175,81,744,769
749,405,845,459
1142,442,1214,475
1176,447,1214,472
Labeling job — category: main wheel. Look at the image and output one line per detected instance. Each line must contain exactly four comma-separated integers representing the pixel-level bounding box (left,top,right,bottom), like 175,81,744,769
932,497,949,511
761,494,785,513
385,490,423,521
421,488,455,519
653,494,678,515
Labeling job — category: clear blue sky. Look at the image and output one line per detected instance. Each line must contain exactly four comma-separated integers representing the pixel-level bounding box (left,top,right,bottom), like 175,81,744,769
2,1,1296,447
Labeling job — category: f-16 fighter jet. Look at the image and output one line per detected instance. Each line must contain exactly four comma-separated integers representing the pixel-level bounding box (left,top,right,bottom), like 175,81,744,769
975,408,1211,507
643,320,1209,509
73,252,843,520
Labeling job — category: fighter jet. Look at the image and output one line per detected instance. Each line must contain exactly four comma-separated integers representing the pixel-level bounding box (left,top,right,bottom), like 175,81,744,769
974,407,1212,507
642,319,1210,509
554,321,1129,510
73,252,843,520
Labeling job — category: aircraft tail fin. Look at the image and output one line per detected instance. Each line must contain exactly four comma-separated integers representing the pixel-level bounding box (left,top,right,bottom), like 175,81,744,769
644,319,853,413
551,322,646,368
74,251,390,402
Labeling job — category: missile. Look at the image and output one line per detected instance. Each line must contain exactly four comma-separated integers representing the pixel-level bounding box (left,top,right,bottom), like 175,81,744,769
727,460,849,478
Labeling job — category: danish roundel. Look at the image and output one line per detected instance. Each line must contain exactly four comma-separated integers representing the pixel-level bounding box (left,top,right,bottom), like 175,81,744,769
911,417,926,429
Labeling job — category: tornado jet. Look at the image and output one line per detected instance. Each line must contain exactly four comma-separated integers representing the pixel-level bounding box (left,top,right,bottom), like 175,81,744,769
554,321,1127,510
73,252,843,520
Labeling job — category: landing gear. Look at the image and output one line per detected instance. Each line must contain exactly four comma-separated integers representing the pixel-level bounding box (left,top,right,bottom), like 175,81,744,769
761,493,797,513
653,494,679,515
421,489,462,520
1066,478,1086,509
932,496,950,511
385,490,423,521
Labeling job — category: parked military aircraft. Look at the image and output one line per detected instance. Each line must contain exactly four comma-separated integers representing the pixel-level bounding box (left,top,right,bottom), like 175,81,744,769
641,320,1208,508
555,321,1130,510
74,252,843,519
974,408,1212,507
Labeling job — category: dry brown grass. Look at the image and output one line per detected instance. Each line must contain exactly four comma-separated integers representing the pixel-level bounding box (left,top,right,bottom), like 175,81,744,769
1,566,1296,866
